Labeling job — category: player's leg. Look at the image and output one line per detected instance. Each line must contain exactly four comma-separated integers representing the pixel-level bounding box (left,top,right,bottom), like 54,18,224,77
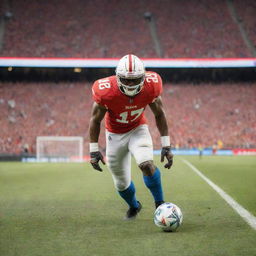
128,125,164,208
139,161,164,208
106,131,141,218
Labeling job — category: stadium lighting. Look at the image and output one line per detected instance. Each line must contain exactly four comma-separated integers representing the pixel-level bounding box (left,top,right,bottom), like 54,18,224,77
74,68,82,73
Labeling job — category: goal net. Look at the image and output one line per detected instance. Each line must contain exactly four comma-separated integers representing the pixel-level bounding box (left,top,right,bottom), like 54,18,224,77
36,136,84,162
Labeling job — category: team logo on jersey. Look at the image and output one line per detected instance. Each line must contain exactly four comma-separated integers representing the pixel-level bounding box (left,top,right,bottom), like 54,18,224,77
125,105,138,110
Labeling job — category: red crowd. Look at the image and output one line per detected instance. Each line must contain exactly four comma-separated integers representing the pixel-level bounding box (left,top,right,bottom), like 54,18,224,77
1,0,255,58
1,1,255,154
0,82,255,154
233,0,256,47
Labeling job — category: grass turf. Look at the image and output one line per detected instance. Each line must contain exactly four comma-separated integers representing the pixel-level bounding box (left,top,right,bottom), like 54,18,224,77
0,156,255,256
183,155,256,216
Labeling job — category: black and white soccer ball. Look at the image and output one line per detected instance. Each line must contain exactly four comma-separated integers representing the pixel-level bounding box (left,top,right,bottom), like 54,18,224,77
154,202,183,232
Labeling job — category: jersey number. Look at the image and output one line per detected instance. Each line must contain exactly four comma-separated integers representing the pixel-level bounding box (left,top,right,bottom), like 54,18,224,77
98,79,111,90
145,73,158,83
116,108,144,123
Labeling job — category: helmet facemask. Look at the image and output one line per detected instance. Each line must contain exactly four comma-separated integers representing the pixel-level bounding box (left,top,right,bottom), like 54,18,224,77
116,54,145,97
117,75,145,97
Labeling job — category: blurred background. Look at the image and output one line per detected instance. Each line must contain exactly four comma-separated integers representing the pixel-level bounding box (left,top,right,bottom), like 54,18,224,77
0,0,255,161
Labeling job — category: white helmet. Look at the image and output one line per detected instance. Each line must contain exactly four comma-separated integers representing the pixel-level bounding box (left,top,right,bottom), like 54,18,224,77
116,54,145,97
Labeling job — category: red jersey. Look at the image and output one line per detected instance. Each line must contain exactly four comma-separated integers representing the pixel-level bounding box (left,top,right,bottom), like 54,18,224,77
92,71,162,133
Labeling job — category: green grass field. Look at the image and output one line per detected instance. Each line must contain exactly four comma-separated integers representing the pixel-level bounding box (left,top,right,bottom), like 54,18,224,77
0,156,256,256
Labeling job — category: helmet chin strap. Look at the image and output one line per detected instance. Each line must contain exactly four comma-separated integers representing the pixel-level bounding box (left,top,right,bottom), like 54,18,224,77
117,76,145,97
121,83,144,96
123,87,138,96
122,84,139,96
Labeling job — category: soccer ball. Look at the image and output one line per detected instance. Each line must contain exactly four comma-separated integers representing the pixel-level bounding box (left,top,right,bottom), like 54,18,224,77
154,202,183,232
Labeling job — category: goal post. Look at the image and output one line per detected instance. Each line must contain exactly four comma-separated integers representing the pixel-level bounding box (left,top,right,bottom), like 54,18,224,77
36,136,84,162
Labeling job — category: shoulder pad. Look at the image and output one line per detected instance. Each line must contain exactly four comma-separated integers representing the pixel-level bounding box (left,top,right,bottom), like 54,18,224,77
92,76,116,104
145,71,163,97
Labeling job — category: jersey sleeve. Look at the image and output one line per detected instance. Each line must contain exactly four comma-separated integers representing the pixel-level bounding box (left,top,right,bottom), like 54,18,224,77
92,80,104,105
153,73,163,98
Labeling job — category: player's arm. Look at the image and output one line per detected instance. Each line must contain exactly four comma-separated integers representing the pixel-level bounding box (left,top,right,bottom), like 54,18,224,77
89,102,107,143
89,102,107,172
149,96,173,169
149,96,168,136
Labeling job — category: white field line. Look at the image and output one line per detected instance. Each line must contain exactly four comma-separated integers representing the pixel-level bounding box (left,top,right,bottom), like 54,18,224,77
182,159,256,231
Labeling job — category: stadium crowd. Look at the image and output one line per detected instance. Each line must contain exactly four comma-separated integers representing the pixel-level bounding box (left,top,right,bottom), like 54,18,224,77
0,81,255,155
1,0,255,58
0,0,255,155
233,0,256,46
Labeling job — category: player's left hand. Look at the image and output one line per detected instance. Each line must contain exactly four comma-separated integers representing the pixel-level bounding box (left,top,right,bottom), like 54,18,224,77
90,151,105,172
161,146,173,169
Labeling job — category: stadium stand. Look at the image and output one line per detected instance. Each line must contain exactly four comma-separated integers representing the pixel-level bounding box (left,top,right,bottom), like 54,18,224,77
1,0,255,58
145,0,252,58
0,1,255,156
0,82,255,154
157,83,256,149
1,0,153,58
233,0,256,46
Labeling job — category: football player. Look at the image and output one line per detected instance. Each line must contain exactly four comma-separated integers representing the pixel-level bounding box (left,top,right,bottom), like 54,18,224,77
89,54,173,220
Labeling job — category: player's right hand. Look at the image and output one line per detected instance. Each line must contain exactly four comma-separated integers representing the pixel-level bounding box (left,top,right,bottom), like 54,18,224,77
90,151,106,172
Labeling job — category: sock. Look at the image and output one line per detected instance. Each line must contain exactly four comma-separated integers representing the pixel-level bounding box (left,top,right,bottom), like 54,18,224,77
143,168,164,203
118,181,139,209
